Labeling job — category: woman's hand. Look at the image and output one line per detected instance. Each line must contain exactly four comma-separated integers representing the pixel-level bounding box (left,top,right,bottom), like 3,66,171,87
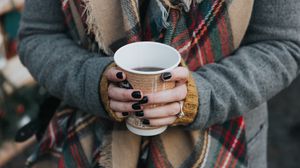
105,66,189,126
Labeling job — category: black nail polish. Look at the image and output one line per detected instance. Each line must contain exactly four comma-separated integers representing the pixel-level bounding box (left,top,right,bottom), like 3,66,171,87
161,72,172,81
116,72,123,79
138,96,148,104
122,112,129,116
135,111,144,117
132,91,142,99
143,119,150,125
132,103,141,110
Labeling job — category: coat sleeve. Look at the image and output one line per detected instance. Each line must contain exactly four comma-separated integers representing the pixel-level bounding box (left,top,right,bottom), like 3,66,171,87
187,0,300,129
18,0,113,117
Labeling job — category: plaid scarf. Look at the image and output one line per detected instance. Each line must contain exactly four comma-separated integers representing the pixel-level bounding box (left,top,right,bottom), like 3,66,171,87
27,0,253,167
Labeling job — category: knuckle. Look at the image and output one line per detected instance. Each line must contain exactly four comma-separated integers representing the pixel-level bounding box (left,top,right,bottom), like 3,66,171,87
104,69,111,78
177,86,187,100
108,85,115,97
107,69,114,79
172,103,180,114
122,103,129,111
142,109,149,117
165,108,173,116
109,100,115,109
144,109,155,118
147,94,156,103
151,120,162,126
109,69,120,81
174,91,183,100
104,72,109,78
166,108,173,116
121,90,129,99
175,67,189,81
168,109,176,116
180,92,186,100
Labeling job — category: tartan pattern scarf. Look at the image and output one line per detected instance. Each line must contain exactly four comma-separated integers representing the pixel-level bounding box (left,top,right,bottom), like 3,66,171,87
27,0,253,167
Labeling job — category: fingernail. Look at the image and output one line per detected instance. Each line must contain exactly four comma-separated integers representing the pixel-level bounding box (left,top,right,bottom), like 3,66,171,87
122,112,129,116
135,111,144,117
143,119,150,125
161,72,172,81
132,103,141,110
116,72,123,79
138,96,148,104
132,91,142,99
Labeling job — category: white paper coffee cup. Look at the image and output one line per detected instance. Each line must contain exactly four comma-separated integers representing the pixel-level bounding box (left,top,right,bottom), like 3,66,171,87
114,42,181,136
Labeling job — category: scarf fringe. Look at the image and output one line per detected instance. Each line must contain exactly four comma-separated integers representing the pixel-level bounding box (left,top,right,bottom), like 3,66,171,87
83,0,113,55
97,134,113,167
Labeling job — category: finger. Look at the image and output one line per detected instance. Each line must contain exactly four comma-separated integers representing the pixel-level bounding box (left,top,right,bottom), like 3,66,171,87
105,67,126,82
142,116,177,127
146,84,187,104
108,84,143,101
175,81,187,87
110,100,143,112
142,102,180,119
161,66,189,82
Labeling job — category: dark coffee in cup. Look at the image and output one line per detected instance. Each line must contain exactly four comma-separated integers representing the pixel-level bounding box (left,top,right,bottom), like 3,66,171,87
133,67,164,72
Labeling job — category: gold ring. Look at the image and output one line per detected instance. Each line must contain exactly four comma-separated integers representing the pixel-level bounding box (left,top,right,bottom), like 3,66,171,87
176,101,185,119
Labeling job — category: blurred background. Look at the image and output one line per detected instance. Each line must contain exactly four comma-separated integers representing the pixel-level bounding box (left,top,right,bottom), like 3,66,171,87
0,0,299,167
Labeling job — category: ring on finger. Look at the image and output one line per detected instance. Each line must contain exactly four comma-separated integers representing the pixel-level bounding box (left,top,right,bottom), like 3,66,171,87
176,101,185,119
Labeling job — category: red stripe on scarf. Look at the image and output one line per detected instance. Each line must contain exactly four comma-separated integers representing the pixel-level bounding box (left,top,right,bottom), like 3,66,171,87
230,119,246,168
190,0,225,51
231,140,245,168
171,7,198,44
217,14,231,57
144,17,152,41
128,35,140,43
214,121,234,168
58,157,65,168
178,25,208,57
188,50,202,71
150,142,167,168
39,119,58,152
63,12,73,26
203,36,215,63
172,9,201,57
200,40,208,66
219,127,238,166
224,135,242,168
172,29,190,44
217,118,245,167
177,40,192,55
70,143,83,168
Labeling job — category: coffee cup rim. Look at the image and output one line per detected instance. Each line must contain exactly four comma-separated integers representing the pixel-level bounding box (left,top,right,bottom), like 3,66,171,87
114,42,181,75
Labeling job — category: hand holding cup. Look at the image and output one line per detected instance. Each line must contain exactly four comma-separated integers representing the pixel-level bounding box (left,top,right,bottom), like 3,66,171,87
105,42,188,136
105,66,189,126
